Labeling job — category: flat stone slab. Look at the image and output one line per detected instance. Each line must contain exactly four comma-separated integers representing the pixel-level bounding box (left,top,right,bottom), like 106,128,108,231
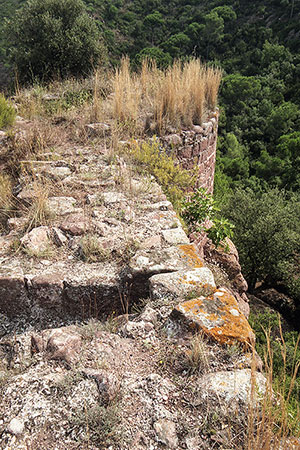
197,369,266,408
150,268,215,300
46,197,80,216
162,228,190,245
171,287,255,347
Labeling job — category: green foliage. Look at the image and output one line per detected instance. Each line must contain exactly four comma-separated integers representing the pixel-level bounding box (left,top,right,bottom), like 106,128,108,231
129,139,195,211
182,187,216,228
222,187,300,292
182,187,234,247
135,47,172,69
0,94,16,128
206,217,234,247
5,0,105,82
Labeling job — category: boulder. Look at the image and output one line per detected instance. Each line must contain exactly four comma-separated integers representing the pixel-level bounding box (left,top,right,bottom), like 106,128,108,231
60,213,91,235
150,268,216,301
171,287,255,348
197,369,266,409
162,228,190,245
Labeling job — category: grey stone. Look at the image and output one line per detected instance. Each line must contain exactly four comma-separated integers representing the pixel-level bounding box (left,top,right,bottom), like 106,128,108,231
197,369,266,408
149,267,215,300
162,228,189,245
46,197,79,216
153,419,178,449
103,192,126,205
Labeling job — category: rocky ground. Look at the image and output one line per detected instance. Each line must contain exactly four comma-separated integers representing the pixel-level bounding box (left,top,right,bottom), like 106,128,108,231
0,117,297,449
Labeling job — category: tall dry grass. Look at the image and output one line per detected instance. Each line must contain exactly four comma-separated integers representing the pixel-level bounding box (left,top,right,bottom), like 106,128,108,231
112,57,222,133
247,325,300,449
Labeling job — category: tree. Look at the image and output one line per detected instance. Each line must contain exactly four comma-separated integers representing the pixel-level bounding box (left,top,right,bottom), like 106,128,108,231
223,188,300,292
5,0,105,82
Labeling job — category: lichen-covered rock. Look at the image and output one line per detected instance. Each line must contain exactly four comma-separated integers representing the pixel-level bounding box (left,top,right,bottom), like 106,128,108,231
197,369,266,408
149,267,215,301
171,287,255,348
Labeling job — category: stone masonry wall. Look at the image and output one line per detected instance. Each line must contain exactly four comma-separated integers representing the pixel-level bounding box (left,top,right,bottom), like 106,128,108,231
162,110,219,194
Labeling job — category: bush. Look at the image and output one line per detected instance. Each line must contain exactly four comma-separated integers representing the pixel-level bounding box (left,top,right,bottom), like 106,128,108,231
0,94,16,129
182,187,234,247
5,0,105,83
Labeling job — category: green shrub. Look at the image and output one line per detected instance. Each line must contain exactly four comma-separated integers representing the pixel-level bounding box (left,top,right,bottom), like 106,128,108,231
5,0,106,83
182,187,234,247
129,139,196,210
0,94,16,129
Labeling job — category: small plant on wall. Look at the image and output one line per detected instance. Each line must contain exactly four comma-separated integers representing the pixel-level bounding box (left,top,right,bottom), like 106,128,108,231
181,187,234,248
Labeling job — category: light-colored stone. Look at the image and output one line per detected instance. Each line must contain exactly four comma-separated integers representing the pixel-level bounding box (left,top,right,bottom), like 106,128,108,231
140,235,162,249
103,192,126,205
139,305,158,324
46,197,79,216
153,419,178,449
122,320,154,339
86,122,111,136
197,369,266,408
7,417,25,435
150,267,215,301
7,217,28,231
162,228,189,245
42,165,72,180
20,226,51,254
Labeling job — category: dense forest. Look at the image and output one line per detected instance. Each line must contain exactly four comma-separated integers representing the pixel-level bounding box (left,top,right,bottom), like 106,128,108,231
0,0,300,322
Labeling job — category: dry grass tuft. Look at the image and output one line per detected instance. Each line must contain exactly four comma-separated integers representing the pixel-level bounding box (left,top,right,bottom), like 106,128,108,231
186,333,211,374
0,174,14,229
247,326,300,449
25,183,51,231
112,57,222,133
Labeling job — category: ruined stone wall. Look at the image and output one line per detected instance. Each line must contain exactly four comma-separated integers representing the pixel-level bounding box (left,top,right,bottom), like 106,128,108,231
162,110,219,194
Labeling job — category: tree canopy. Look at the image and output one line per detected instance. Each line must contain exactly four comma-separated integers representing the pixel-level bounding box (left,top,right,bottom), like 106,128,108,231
5,0,105,82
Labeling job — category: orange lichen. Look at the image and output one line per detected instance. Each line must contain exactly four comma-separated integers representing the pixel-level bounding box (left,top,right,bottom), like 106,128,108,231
178,244,204,268
176,291,254,350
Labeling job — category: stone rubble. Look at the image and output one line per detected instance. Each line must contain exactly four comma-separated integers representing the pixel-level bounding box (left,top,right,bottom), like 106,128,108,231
0,116,271,449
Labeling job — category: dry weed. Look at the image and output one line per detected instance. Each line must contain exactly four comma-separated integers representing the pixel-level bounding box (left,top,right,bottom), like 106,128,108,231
112,57,222,133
